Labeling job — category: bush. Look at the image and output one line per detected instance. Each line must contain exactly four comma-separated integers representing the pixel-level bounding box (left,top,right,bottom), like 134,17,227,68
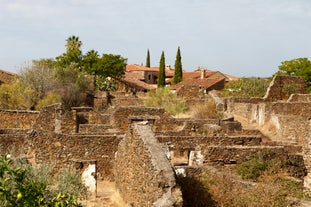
35,92,61,110
0,155,85,207
144,87,186,116
222,77,270,98
235,156,270,180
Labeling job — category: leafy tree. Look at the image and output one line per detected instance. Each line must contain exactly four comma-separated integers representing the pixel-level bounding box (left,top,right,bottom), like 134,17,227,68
55,35,83,69
173,46,183,84
146,49,150,67
275,57,311,91
19,59,57,108
158,51,166,88
222,78,270,98
93,54,127,91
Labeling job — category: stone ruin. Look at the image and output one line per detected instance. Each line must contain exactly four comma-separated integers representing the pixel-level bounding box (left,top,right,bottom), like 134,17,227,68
0,75,310,206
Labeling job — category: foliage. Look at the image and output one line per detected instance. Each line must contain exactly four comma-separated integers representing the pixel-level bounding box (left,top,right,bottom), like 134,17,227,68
157,51,166,88
55,63,93,109
222,77,270,98
35,92,61,111
57,167,88,200
145,49,150,67
173,46,183,85
0,155,84,207
144,87,186,116
19,59,57,107
0,79,35,110
235,155,270,180
275,57,311,91
55,35,83,68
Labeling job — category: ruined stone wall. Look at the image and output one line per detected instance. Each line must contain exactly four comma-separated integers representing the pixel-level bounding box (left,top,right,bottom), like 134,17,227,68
0,133,28,154
263,75,307,101
115,122,182,207
0,110,39,129
29,130,122,180
177,85,205,99
111,106,182,132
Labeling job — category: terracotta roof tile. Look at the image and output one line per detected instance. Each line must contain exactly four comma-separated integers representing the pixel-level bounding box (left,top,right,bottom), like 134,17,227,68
171,77,225,92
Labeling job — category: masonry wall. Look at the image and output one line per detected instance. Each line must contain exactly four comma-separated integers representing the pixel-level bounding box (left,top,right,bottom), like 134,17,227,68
29,130,122,180
263,75,307,101
115,122,182,207
0,110,39,129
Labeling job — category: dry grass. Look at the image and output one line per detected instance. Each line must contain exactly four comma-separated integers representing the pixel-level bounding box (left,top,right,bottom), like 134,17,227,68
178,167,308,207
181,100,222,119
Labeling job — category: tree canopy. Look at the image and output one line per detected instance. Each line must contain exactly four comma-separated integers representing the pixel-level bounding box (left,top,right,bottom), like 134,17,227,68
158,51,166,88
146,49,150,68
275,57,311,91
173,46,183,84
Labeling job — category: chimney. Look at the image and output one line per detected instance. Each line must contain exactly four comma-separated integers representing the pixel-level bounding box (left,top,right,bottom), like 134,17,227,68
200,68,205,79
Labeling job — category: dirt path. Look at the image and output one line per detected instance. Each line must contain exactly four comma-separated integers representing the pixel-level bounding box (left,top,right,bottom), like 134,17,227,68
81,181,129,207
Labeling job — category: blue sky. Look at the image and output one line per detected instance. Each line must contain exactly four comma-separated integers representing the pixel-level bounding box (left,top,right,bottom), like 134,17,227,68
1,0,311,77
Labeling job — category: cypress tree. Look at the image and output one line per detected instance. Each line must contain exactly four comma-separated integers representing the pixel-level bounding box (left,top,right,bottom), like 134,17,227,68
146,49,150,67
173,46,183,84
158,51,166,88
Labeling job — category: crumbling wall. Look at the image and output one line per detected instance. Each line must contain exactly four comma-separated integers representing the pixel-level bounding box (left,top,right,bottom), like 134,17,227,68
263,75,307,101
29,130,122,180
0,109,39,129
115,122,182,207
111,106,183,132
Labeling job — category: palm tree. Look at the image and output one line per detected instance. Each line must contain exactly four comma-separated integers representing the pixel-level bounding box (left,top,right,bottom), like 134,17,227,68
66,35,82,52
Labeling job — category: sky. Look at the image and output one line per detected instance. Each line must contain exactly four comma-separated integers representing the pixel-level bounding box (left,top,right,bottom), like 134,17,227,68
1,0,311,77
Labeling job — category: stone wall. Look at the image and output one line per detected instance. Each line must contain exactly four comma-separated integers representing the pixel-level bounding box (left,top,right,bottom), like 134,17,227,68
29,129,122,180
115,122,182,207
0,110,39,129
263,75,307,101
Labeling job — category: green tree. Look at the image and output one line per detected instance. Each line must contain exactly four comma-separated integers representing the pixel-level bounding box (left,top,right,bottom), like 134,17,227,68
146,49,150,67
94,54,127,91
55,35,83,68
173,46,183,84
276,57,311,91
158,51,166,88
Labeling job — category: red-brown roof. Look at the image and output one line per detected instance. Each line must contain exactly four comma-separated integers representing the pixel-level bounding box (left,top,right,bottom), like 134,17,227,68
0,69,17,84
126,64,175,77
121,76,157,91
171,77,225,92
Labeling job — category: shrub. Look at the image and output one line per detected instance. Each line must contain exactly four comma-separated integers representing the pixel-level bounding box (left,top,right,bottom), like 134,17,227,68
144,87,186,116
222,77,270,98
35,92,61,110
0,155,85,206
235,156,270,180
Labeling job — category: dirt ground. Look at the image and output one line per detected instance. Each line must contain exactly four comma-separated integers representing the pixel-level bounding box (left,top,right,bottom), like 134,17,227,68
81,181,129,207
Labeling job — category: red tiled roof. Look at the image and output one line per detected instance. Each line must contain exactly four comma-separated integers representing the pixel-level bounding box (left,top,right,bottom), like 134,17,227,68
121,76,157,90
0,69,17,84
171,77,225,92
126,64,174,77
